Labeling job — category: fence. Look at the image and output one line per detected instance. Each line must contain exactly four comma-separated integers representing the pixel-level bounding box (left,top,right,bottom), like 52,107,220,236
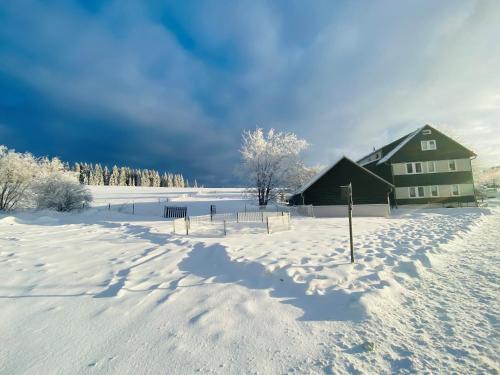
164,206,187,218
288,205,315,217
236,211,288,223
266,213,291,234
172,217,189,235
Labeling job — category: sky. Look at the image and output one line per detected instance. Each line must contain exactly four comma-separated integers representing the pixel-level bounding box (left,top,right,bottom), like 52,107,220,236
1,0,499,185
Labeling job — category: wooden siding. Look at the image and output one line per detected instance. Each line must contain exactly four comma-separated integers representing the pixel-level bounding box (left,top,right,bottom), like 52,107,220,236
289,157,393,206
392,158,472,175
390,126,475,163
395,183,474,199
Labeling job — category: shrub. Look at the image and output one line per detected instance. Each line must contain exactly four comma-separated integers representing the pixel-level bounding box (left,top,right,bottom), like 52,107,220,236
34,174,93,212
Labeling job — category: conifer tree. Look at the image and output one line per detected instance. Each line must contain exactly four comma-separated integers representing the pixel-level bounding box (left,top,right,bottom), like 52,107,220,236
109,165,119,186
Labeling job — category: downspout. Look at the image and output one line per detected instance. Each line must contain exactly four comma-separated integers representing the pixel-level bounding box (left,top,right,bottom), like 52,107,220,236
470,155,477,206
389,161,398,209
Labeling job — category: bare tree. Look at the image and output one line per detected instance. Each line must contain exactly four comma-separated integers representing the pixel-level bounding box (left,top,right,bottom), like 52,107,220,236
240,128,309,206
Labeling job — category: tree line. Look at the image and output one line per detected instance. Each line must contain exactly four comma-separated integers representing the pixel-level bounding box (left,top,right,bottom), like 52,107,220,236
74,163,199,188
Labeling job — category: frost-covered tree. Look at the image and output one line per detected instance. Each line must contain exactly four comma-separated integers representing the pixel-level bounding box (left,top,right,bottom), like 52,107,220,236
240,128,309,206
103,166,110,185
152,171,161,187
92,164,104,185
167,173,174,187
118,167,128,186
0,146,39,210
109,166,119,186
160,173,168,187
33,174,92,212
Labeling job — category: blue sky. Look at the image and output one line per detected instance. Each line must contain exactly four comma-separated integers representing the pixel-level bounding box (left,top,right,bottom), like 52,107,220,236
1,1,499,185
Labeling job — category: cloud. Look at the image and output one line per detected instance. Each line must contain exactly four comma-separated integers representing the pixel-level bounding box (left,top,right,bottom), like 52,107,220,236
0,0,499,185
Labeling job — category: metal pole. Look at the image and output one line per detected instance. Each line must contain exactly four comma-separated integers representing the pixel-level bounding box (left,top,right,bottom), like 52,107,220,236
266,217,270,234
348,183,354,263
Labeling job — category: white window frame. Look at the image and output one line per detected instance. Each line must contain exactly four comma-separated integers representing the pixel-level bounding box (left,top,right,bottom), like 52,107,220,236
448,160,457,172
430,185,439,197
405,162,424,174
423,129,432,135
451,184,460,196
427,161,436,173
421,140,437,151
408,186,425,198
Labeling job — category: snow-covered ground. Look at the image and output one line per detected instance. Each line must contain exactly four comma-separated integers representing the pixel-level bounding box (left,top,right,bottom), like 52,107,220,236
0,186,498,374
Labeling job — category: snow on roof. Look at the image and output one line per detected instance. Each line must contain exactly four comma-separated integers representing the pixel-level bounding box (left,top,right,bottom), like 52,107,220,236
376,127,424,165
294,156,394,195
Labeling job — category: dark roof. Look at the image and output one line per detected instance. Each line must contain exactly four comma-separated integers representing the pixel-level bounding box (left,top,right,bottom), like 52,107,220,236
357,124,476,166
357,129,417,166
295,156,394,194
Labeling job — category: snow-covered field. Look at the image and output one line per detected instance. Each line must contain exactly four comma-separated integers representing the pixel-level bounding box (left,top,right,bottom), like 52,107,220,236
1,186,498,374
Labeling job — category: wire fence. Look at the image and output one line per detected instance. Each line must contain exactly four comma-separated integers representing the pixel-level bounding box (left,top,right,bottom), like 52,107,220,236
94,200,308,237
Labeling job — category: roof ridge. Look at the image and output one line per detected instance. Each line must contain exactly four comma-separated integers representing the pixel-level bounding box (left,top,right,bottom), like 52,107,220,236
294,155,394,195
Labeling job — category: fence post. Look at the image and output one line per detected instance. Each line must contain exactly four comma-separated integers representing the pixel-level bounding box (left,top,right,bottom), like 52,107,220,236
237,212,239,223
223,220,227,236
108,203,111,210
266,217,270,234
186,217,189,235
132,202,135,215
261,211,264,222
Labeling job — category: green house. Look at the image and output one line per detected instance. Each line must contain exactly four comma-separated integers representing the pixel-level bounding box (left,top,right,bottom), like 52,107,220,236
357,124,477,206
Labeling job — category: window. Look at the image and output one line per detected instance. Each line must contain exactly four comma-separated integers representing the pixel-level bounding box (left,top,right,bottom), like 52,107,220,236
451,185,460,196
409,186,425,198
405,162,423,174
449,160,457,171
406,163,413,174
428,161,436,173
423,129,432,135
431,185,439,197
421,140,437,151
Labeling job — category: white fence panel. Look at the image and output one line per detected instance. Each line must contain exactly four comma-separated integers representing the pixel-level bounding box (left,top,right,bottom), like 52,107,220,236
173,218,188,234
267,213,291,234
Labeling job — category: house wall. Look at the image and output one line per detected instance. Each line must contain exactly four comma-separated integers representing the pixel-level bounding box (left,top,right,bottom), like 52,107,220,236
392,158,471,175
312,204,390,217
292,158,393,206
395,183,474,199
384,126,476,206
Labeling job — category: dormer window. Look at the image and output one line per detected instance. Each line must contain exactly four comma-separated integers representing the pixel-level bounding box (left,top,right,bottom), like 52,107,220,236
421,140,436,151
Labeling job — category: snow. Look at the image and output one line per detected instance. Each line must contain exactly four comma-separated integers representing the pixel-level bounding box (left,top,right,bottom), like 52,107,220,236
0,186,498,374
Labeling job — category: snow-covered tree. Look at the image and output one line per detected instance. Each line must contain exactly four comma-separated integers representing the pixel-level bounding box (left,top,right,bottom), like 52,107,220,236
92,164,104,185
109,166,119,186
152,171,161,187
33,173,92,212
103,166,110,185
0,146,39,210
118,167,128,186
167,173,174,187
239,128,309,206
